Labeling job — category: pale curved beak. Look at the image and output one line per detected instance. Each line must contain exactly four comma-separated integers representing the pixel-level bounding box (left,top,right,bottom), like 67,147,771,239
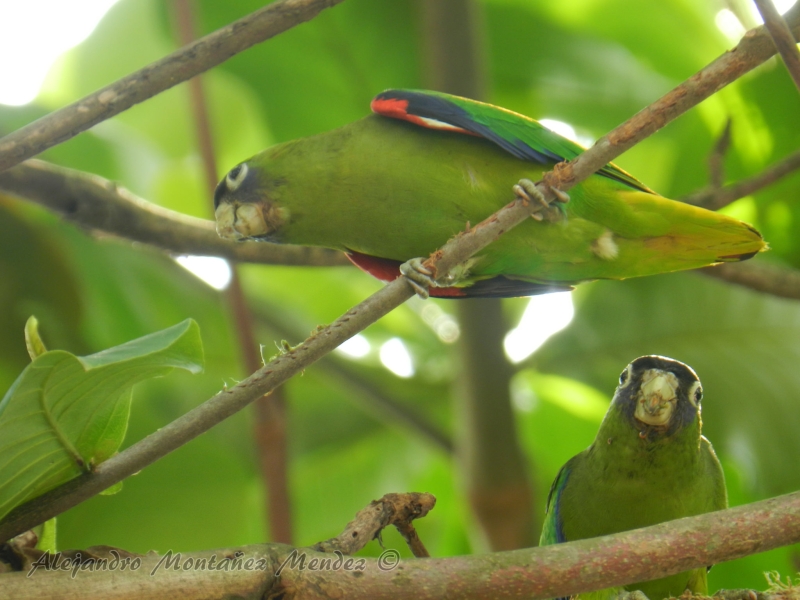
214,202,270,240
634,369,678,427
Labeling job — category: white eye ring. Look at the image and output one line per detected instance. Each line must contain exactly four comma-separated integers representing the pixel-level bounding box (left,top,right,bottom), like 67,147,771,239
618,364,633,387
226,163,249,191
688,381,703,407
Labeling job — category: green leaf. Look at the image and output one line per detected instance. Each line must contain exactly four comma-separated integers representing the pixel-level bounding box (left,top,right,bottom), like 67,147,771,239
34,518,57,553
24,316,47,360
0,319,203,521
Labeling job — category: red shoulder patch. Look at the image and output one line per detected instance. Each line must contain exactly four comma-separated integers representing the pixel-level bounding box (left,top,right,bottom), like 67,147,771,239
371,95,472,135
370,97,410,120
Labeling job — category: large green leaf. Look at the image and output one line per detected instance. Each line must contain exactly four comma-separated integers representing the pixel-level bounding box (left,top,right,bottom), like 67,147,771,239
0,319,203,521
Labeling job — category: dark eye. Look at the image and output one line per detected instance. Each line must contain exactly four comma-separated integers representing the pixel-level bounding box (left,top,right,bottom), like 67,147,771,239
619,369,629,385
694,386,703,403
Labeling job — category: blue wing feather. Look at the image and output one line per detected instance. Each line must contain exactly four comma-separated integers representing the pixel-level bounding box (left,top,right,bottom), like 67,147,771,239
541,461,574,600
541,460,571,546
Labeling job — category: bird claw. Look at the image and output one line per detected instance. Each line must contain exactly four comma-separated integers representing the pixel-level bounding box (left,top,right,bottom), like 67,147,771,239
400,258,435,300
551,186,571,203
513,178,570,221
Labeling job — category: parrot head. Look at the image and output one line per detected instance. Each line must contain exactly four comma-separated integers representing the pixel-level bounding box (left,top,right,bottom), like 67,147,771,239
614,355,703,438
214,160,290,242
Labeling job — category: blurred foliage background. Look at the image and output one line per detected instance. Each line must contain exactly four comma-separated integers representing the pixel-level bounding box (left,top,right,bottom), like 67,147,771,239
1,0,800,592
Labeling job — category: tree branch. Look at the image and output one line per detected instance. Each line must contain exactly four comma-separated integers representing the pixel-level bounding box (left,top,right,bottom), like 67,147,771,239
1,7,797,544
0,0,346,173
0,159,348,267
3,491,800,600
682,148,800,210
753,0,800,91
703,260,800,299
278,490,800,599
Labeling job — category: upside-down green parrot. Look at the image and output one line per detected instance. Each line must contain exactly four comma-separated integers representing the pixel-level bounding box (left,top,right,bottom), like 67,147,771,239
540,355,728,600
214,89,765,298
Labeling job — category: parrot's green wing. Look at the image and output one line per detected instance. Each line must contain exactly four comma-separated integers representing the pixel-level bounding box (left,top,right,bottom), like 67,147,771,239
371,89,652,193
541,456,629,600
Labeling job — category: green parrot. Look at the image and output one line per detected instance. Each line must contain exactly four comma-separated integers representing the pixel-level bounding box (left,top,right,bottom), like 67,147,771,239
540,355,728,600
214,89,765,298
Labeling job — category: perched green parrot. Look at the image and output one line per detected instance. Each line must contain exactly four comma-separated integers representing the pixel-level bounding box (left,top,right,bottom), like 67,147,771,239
214,89,765,298
540,355,728,600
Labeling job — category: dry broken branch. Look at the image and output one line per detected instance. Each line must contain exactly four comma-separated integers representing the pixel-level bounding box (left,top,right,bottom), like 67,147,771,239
312,492,436,558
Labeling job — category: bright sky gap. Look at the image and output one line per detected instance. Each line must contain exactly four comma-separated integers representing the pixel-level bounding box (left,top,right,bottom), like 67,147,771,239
504,292,574,363
380,338,414,378
0,0,121,106
174,256,232,291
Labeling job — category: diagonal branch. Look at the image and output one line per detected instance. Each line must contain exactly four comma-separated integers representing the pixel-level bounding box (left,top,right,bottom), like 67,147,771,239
753,0,800,91
0,159,348,267
682,147,800,210
0,0,346,173
1,8,798,543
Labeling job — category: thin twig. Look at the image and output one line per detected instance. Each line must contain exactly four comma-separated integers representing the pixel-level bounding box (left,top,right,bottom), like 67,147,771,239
0,0,346,173
172,0,293,544
1,9,798,543
0,160,348,267
682,148,800,209
312,492,435,557
709,119,732,189
754,0,800,91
